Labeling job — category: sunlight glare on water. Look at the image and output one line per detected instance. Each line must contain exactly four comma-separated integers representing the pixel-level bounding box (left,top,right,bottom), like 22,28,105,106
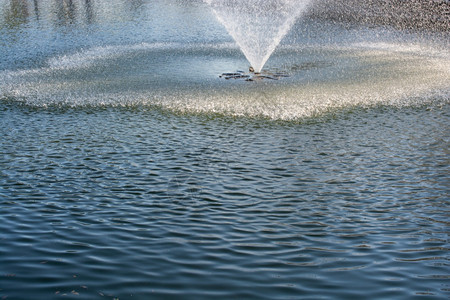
0,41,448,120
0,0,449,299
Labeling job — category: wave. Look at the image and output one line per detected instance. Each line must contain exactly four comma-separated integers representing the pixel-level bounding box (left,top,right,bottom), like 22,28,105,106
1,42,449,120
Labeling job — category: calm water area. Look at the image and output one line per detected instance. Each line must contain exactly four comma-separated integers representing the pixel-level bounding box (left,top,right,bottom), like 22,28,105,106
1,0,449,299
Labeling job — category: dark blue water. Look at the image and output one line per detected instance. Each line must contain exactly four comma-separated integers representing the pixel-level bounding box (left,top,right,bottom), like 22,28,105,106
1,1,449,299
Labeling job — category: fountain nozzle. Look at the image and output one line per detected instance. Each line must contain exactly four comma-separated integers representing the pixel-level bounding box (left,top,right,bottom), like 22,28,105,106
249,66,260,75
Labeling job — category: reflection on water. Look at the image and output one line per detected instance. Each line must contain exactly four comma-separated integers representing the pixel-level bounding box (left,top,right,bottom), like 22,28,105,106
0,1,449,299
0,104,449,299
1,0,29,28
55,0,76,26
84,0,94,24
2,0,448,30
0,0,202,28
0,0,150,28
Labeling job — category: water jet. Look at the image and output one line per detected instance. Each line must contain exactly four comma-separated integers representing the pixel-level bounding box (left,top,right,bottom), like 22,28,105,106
0,2,449,300
0,0,448,119
204,0,312,73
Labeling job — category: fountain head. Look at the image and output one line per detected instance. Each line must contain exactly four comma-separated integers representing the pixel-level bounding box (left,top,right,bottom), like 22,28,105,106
205,0,312,72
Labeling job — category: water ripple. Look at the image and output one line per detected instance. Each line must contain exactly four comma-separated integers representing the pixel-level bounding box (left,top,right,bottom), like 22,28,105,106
1,105,449,299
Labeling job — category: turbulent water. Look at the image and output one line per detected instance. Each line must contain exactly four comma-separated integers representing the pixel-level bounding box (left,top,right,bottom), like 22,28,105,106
1,0,449,299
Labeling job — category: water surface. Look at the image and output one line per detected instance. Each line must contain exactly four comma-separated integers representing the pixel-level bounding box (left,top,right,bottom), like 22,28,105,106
0,1,449,299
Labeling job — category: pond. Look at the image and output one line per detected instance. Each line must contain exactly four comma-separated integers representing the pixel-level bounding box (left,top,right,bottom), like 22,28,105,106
0,1,449,299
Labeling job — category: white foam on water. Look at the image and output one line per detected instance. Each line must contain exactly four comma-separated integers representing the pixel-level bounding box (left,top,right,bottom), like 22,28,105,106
46,42,240,70
1,42,449,121
1,42,239,79
0,41,239,91
351,42,450,59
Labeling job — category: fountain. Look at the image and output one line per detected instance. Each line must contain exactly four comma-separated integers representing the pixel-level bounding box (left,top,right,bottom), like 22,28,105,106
0,0,448,119
204,0,312,73
0,2,449,299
